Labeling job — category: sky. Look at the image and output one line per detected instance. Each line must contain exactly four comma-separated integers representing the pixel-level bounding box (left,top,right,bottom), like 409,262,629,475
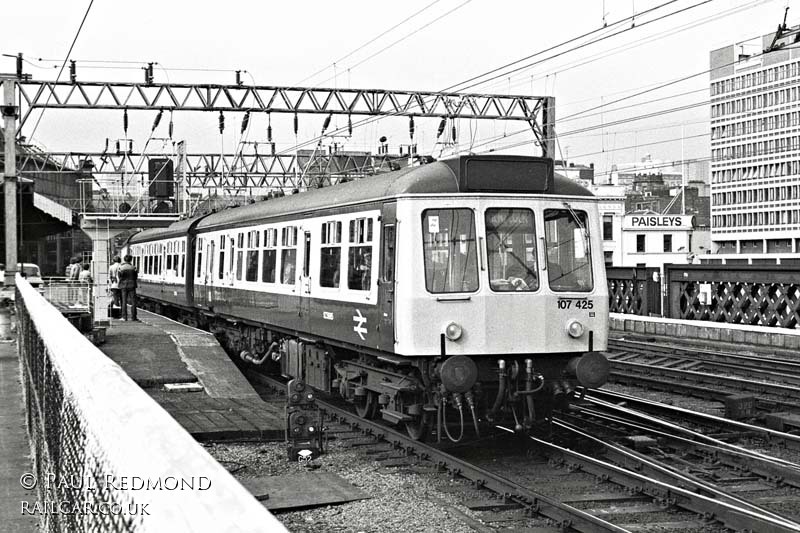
2,0,797,178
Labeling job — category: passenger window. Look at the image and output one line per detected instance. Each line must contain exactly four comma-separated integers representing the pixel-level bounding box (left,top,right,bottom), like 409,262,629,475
422,209,478,293
246,230,259,282
280,227,298,285
485,208,539,292
320,221,342,288
348,218,373,291
261,229,277,283
236,233,245,281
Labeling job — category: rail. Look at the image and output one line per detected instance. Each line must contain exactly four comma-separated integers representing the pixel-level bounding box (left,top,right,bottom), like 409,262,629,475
15,275,285,532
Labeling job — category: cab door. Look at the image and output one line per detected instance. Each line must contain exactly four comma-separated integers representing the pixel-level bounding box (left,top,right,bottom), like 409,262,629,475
378,202,397,352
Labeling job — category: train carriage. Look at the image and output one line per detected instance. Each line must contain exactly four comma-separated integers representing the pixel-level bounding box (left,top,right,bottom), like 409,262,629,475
125,155,610,441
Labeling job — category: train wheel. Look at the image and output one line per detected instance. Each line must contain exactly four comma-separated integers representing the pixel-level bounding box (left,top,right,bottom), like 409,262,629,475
355,391,377,419
405,412,433,441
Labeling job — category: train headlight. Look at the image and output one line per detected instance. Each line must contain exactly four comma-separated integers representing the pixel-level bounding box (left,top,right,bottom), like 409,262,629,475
566,319,585,339
444,322,463,341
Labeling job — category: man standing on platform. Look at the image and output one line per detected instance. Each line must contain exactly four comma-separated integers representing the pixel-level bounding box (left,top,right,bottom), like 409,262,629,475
118,255,138,322
108,256,121,314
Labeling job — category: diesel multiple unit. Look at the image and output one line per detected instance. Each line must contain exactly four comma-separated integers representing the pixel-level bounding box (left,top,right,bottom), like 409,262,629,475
124,155,610,441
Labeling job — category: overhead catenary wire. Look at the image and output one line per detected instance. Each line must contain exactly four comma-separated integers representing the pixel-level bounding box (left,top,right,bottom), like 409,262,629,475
26,0,95,143
295,0,443,86
274,0,720,160
312,0,476,88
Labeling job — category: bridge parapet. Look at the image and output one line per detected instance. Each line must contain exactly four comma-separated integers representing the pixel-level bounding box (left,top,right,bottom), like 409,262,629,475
607,265,800,330
15,275,285,532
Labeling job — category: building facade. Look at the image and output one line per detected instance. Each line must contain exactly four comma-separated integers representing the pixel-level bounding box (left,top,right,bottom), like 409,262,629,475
709,26,800,257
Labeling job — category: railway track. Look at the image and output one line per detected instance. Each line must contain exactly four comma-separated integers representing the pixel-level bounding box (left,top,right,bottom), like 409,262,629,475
247,370,800,532
605,338,800,413
587,388,800,452
608,337,800,387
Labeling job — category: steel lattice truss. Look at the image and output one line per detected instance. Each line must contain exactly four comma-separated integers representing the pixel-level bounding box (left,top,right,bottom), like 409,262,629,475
17,150,399,189
15,80,553,149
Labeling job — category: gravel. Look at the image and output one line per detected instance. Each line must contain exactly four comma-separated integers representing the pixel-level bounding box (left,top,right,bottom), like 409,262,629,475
207,439,486,533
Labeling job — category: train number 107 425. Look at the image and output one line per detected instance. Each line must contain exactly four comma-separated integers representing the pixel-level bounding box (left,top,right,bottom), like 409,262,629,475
557,298,594,310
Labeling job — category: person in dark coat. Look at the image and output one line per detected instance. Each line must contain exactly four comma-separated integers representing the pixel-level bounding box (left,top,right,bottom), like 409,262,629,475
117,254,138,321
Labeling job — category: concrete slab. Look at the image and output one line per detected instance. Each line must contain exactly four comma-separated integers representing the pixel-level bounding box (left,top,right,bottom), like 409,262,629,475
0,341,39,532
100,310,283,441
137,312,261,400
238,472,370,511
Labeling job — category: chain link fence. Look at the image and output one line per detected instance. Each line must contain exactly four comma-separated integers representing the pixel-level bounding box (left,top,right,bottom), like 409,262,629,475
16,275,285,532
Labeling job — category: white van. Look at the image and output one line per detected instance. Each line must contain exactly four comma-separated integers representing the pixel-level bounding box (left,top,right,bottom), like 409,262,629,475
0,263,44,287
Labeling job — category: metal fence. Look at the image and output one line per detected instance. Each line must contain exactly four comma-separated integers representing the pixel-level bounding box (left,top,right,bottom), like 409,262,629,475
16,275,286,532
606,265,800,329
40,282,92,312
664,264,800,329
606,266,662,316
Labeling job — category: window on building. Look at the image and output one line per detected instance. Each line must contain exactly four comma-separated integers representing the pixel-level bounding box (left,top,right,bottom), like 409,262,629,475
636,234,646,253
602,214,613,241
663,234,673,253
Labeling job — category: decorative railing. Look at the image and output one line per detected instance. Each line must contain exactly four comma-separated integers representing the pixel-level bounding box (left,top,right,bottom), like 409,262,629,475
606,266,662,316
16,275,285,532
664,265,800,329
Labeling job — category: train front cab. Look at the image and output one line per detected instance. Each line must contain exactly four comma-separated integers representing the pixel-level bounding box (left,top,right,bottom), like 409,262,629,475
392,194,609,425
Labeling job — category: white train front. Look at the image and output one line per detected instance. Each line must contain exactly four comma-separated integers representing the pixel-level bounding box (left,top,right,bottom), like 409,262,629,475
124,155,610,441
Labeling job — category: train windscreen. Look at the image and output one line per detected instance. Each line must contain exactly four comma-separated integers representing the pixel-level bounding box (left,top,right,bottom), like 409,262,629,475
422,209,479,293
544,209,593,292
485,208,539,292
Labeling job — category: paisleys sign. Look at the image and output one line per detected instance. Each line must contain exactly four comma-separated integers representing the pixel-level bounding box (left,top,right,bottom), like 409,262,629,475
624,215,694,229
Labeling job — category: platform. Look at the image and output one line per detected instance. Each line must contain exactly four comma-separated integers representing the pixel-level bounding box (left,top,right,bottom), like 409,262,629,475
0,340,39,532
99,310,283,441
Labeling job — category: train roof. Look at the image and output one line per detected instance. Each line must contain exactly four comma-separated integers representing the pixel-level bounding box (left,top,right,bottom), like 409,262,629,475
129,155,592,243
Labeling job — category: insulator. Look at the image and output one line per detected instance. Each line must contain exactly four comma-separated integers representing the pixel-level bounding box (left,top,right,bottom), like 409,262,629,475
152,109,163,132
322,114,331,134
293,113,299,136
437,118,446,138
241,111,250,134
123,109,129,134
115,140,120,153
235,70,242,86
168,115,173,139
409,116,415,140
267,113,273,142
452,124,457,144
69,60,77,83
348,115,352,136
16,53,23,79
104,138,108,152
218,111,225,134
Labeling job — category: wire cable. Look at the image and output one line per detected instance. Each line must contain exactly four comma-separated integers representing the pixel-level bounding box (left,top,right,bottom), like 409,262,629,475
295,0,443,86
27,0,95,143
